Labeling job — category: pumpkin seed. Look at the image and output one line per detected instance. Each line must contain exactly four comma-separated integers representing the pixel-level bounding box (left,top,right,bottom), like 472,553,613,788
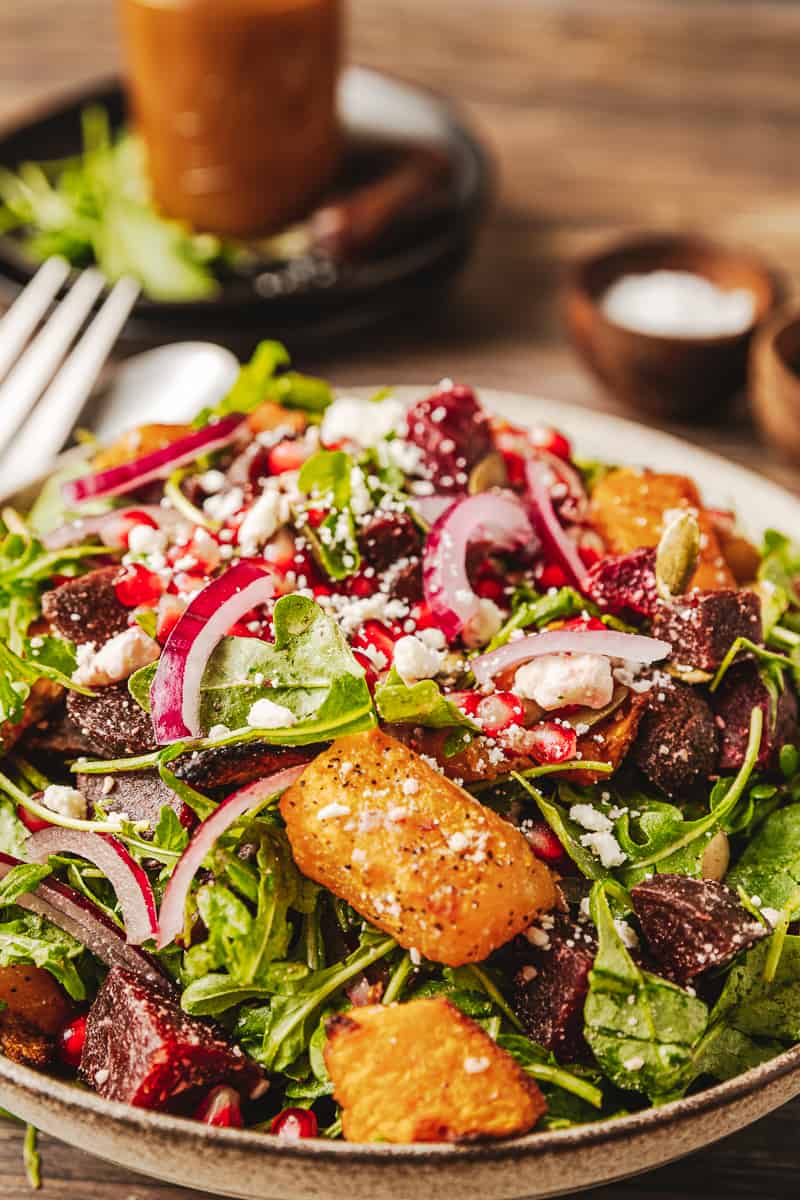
468,451,508,495
656,511,700,600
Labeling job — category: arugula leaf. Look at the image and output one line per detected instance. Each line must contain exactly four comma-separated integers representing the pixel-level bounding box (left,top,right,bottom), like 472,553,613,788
584,883,708,1100
759,529,800,610
239,929,396,1072
497,1033,604,1113
0,863,51,908
130,594,375,742
486,588,589,651
726,805,800,910
0,908,91,1000
298,451,361,581
516,779,612,881
374,667,478,730
298,450,352,509
0,794,27,858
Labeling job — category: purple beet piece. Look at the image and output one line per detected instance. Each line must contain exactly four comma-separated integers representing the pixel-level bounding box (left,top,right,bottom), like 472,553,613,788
582,547,658,621
631,679,718,797
512,915,597,1062
357,512,422,572
42,567,129,646
79,968,266,1112
631,874,767,983
714,662,799,771
651,589,762,673
403,384,493,493
76,769,195,835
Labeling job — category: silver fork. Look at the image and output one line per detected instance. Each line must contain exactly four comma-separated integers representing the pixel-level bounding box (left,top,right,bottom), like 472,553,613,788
0,258,140,502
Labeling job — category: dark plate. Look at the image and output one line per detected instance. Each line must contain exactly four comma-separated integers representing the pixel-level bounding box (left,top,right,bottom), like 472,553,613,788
0,67,491,356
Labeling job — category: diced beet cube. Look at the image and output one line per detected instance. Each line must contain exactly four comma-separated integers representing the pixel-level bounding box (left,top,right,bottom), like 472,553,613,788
42,567,130,646
651,589,762,673
713,662,799,771
631,874,767,983
76,769,193,834
67,683,158,758
403,384,493,493
79,968,266,1112
357,513,421,573
582,548,658,621
631,679,718,797
512,915,597,1062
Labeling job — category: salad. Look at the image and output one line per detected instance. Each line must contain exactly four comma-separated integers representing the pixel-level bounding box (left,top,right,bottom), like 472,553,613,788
1,342,800,1145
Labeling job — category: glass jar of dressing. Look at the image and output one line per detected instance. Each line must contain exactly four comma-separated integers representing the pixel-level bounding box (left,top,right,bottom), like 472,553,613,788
118,0,342,236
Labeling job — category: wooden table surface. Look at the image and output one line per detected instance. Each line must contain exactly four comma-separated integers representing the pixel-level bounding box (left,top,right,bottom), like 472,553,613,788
2,0,800,1195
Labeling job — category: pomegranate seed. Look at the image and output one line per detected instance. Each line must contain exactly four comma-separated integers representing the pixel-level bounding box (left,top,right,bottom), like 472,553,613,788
118,509,159,547
262,530,298,573
58,1014,87,1069
114,563,165,608
347,571,379,598
530,426,572,462
270,1107,318,1139
409,601,437,631
476,692,526,736
352,620,399,668
306,507,328,528
312,583,334,598
195,1085,244,1129
475,576,505,603
521,721,578,764
156,594,186,643
537,564,568,590
525,820,566,863
17,803,52,834
579,544,602,569
561,616,607,632
353,649,379,691
268,439,311,475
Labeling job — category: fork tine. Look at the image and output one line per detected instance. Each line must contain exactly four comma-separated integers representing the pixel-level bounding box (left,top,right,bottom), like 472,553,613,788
0,267,106,459
0,256,71,382
0,276,141,501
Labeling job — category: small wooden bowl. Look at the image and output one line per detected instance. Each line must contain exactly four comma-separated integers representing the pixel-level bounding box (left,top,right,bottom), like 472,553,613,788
750,307,800,460
564,234,781,421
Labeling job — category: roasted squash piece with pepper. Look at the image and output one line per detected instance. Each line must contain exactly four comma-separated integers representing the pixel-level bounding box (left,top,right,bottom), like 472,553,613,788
280,729,557,966
324,997,545,1143
0,965,73,1067
589,468,735,590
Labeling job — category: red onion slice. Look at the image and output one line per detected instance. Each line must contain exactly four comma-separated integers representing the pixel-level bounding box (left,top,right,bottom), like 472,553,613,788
524,458,587,588
0,851,167,988
157,765,306,950
43,505,188,551
422,492,537,641
151,561,276,743
535,449,588,524
62,415,244,505
24,830,158,945
471,628,672,688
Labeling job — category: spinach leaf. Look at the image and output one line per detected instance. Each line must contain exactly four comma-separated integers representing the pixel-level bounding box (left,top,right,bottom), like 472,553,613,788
181,966,309,1017
759,530,800,611
130,594,375,743
726,805,800,910
689,1023,784,1084
0,863,51,908
584,883,708,1100
298,449,352,509
497,1033,604,1114
374,667,478,730
0,794,27,858
711,934,800,1043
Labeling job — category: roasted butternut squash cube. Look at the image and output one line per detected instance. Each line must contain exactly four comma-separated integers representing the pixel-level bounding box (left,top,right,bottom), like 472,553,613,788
246,401,306,436
589,468,734,590
92,423,194,471
280,729,557,966
324,997,545,1142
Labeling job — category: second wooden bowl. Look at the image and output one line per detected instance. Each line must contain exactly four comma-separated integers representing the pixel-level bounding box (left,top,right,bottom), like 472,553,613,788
564,234,781,421
751,307,800,461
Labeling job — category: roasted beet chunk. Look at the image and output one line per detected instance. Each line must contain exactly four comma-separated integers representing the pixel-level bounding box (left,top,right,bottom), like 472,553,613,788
713,662,799,771
173,742,316,792
77,769,192,832
631,874,767,983
403,384,493,492
582,548,658,621
357,512,421,572
41,567,129,646
512,915,597,1062
67,683,158,758
651,589,762,673
631,679,718,797
79,968,265,1111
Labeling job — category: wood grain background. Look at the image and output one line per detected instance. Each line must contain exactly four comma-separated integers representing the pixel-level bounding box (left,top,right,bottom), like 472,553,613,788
2,0,800,1195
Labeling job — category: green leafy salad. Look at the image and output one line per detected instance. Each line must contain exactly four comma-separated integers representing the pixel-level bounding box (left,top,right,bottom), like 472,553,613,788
0,343,799,1144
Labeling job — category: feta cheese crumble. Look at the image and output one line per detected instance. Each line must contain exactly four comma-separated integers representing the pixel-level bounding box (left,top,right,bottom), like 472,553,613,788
393,634,443,684
321,394,406,449
246,698,297,728
41,784,87,821
72,626,160,687
514,653,614,711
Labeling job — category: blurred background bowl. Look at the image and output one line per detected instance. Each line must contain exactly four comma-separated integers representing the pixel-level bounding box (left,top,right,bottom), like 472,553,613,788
751,307,800,461
564,233,782,422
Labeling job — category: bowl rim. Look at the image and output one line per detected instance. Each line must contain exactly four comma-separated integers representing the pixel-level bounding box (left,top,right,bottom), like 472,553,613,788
565,230,784,350
2,383,800,1164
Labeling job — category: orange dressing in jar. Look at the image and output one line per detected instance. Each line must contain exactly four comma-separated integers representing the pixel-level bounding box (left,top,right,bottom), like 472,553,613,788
118,0,342,236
